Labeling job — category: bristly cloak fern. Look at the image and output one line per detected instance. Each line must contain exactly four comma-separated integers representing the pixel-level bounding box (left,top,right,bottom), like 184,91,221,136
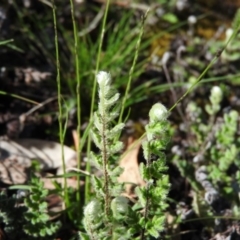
136,103,171,239
81,72,171,240
82,71,127,239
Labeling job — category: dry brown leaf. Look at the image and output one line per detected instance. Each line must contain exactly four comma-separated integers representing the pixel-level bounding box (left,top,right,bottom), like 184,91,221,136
118,137,145,195
0,138,77,184
47,194,62,212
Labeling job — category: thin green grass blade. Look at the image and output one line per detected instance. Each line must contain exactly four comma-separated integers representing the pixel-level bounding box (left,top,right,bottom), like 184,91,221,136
0,91,39,105
51,0,70,219
169,17,240,112
69,0,82,217
118,10,149,124
0,39,14,45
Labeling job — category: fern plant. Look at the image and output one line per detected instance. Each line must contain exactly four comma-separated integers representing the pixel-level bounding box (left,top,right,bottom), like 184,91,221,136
23,175,60,238
0,174,60,239
81,71,170,239
192,86,239,200
81,71,127,239
136,103,171,238
175,85,240,221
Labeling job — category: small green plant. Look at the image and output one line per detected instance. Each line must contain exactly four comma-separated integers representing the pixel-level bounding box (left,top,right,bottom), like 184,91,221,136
80,71,170,239
137,103,170,238
175,85,240,224
0,175,60,239
23,175,60,238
